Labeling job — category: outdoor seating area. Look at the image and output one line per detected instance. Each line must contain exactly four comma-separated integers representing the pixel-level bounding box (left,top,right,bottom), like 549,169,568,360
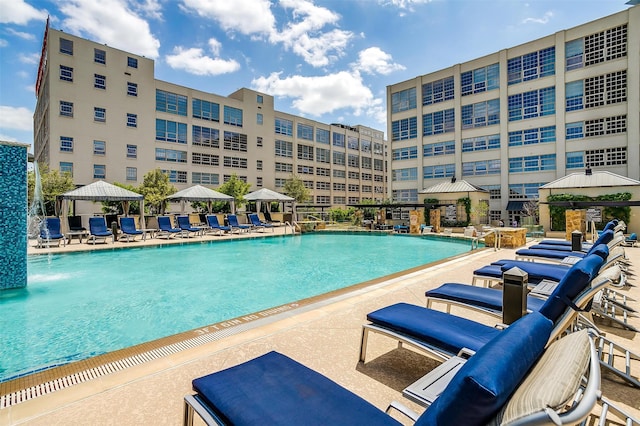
181,218,639,426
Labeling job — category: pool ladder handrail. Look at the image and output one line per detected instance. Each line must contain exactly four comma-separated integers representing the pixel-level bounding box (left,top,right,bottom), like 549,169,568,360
284,221,297,235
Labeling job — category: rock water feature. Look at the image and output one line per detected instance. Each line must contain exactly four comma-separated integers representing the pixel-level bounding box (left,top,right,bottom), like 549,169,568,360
0,141,30,290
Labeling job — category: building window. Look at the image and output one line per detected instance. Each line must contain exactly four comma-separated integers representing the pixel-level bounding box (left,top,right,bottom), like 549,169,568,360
223,156,248,169
60,162,73,176
316,195,330,204
422,76,454,105
482,184,501,199
94,107,106,122
94,48,106,64
297,144,314,161
257,136,263,147
93,164,106,179
94,74,106,90
316,128,330,144
392,87,417,112
192,125,220,148
316,147,330,163
577,115,627,138
333,152,345,166
391,117,417,141
257,94,263,104
461,135,500,152
361,140,371,153
361,157,372,170
392,167,417,181
193,99,220,121
566,151,585,169
333,196,346,205
223,131,248,151
462,159,500,176
59,38,73,55
509,154,556,173
93,140,106,155
348,184,359,192
275,140,293,158
156,89,187,116
392,189,418,203
508,127,555,147
275,118,293,136
127,57,138,68
509,183,546,199
127,144,137,158
256,177,263,187
581,71,627,108
297,123,314,141
127,82,138,96
566,25,627,70
156,119,187,143
423,164,454,179
155,148,188,163
508,87,555,121
298,165,314,175
585,147,626,167
60,136,73,152
60,101,73,117
461,99,499,129
333,183,346,191
163,169,188,183
192,152,219,166
333,169,346,178
126,113,137,128
461,63,499,96
507,46,555,84
59,65,73,82
316,167,330,176
333,133,345,147
126,167,137,181
223,105,243,127
392,146,418,160
257,160,263,170
348,171,360,179
348,154,359,168
257,113,263,125
275,162,293,173
192,172,219,185
373,159,384,172
348,136,359,150
423,108,455,135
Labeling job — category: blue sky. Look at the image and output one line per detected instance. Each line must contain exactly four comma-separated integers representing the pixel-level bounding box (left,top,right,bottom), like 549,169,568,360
0,0,632,149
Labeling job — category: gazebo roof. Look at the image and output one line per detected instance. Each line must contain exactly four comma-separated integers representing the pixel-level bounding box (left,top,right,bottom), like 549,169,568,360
540,171,640,189
166,185,233,201
61,180,143,201
420,179,488,194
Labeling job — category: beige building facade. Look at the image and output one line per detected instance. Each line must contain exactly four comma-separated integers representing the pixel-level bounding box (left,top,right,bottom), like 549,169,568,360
387,6,639,225
33,26,388,216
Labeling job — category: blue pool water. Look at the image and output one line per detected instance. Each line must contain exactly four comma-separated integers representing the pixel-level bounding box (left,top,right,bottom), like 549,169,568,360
1,233,473,382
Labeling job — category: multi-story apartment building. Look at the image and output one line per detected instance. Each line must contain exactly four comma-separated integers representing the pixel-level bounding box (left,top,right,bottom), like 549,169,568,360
33,25,388,214
388,7,639,224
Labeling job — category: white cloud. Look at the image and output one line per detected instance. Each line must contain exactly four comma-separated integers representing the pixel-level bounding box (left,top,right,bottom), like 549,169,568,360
0,39,7,48
59,0,160,58
19,53,40,65
252,71,383,120
165,45,240,76
381,0,432,8
353,47,405,75
7,28,36,40
522,11,554,25
271,0,353,67
0,106,33,131
181,0,275,35
208,38,221,56
135,0,163,20
0,0,48,25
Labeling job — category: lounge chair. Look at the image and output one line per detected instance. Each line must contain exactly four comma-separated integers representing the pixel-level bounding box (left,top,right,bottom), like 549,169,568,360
622,232,638,247
87,217,113,244
67,215,86,232
177,215,202,238
536,219,619,248
471,244,614,287
263,211,281,225
226,214,250,233
205,215,231,236
514,229,618,263
37,217,65,247
359,252,604,364
119,217,143,242
156,216,182,239
248,213,273,232
184,312,603,426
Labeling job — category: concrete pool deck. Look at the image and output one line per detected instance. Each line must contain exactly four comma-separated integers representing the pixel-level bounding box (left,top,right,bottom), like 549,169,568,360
3,230,640,424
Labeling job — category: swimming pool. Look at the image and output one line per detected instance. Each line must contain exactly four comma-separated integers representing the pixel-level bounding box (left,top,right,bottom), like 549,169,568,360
1,233,474,382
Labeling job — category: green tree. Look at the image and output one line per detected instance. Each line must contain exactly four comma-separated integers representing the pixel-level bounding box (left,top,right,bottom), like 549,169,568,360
27,164,75,216
218,174,251,212
283,174,311,204
138,169,177,214
101,182,141,214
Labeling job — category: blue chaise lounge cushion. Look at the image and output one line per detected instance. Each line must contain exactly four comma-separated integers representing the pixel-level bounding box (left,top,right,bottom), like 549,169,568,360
192,351,401,426
426,283,545,313
367,303,501,355
415,311,553,426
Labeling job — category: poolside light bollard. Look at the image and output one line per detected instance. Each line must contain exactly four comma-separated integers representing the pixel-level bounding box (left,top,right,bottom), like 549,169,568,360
572,230,583,252
502,267,528,325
